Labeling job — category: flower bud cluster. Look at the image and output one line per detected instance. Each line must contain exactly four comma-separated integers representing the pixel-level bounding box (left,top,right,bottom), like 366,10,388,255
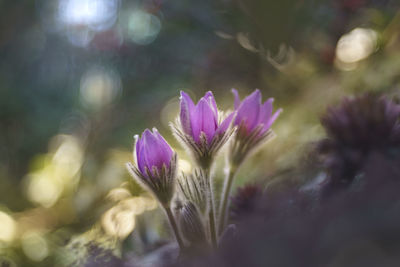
126,89,281,251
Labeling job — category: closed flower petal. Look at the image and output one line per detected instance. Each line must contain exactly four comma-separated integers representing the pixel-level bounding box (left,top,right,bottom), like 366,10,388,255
259,99,274,123
204,91,218,121
232,89,281,136
135,129,173,175
194,98,217,144
173,90,236,169
264,108,282,132
153,128,173,168
229,89,282,166
216,112,234,136
180,91,195,136
128,129,177,206
258,98,274,134
235,89,261,132
135,135,146,174
142,129,160,169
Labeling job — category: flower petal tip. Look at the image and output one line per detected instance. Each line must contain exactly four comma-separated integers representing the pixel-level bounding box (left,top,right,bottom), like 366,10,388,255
232,89,241,109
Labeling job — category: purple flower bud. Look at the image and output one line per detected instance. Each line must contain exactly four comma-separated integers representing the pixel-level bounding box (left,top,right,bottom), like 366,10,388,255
136,128,173,176
126,128,177,205
180,91,233,145
174,91,235,169
229,89,282,166
232,89,282,136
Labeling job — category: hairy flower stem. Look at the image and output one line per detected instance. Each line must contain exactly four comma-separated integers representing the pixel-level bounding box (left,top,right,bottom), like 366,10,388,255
202,165,218,248
164,206,185,250
218,164,238,235
208,192,218,248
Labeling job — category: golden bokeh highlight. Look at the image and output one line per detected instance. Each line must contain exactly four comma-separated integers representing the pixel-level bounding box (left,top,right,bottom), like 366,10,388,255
101,205,136,239
26,173,63,208
21,231,49,262
24,135,83,208
335,28,378,70
0,211,17,243
80,66,121,109
107,187,132,202
101,191,158,239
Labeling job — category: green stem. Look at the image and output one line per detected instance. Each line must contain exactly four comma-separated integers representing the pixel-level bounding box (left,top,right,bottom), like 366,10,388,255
208,189,218,248
218,164,238,235
202,166,217,248
164,206,185,250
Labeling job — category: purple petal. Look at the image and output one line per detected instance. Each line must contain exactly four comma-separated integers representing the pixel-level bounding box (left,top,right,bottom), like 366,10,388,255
193,98,217,144
180,91,195,108
203,91,218,122
263,108,282,133
234,89,261,132
138,129,153,174
141,129,167,171
231,89,241,109
135,134,146,174
180,91,195,135
216,112,234,136
259,98,274,126
153,128,173,167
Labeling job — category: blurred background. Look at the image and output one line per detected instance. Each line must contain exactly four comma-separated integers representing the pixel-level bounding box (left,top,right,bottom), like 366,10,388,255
1,0,400,265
